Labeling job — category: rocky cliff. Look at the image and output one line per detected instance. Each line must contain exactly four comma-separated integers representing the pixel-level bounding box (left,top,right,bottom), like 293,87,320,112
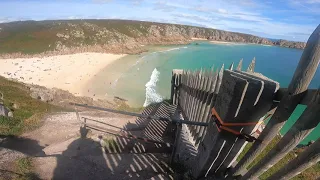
0,19,306,58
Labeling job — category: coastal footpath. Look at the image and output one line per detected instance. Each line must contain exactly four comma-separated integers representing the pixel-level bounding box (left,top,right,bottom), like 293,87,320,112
0,19,306,58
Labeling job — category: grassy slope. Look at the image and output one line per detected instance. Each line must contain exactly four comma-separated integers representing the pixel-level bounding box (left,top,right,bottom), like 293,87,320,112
0,19,265,55
0,76,64,135
237,136,320,179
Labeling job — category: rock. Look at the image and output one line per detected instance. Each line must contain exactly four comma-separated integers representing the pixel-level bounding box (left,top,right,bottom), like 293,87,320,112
30,87,54,102
12,103,19,109
8,111,13,117
273,39,306,49
0,104,12,117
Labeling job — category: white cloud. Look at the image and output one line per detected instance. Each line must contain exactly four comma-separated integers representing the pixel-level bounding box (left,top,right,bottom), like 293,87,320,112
218,9,227,14
153,1,177,12
305,0,320,4
92,0,113,3
287,0,320,14
172,13,213,22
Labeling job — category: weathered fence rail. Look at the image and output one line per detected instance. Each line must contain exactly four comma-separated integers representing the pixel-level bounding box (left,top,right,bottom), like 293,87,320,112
171,24,320,179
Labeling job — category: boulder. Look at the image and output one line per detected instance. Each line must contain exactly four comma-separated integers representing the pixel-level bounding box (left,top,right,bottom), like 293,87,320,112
0,104,12,117
30,87,54,102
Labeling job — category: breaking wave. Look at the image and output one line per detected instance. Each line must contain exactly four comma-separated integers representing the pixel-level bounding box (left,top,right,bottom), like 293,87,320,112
143,68,163,107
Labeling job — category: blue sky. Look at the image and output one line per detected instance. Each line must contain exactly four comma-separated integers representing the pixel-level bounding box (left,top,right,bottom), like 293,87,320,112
0,0,319,42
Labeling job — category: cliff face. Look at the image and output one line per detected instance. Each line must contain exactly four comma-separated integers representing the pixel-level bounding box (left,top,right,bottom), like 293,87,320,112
273,39,306,49
0,19,305,57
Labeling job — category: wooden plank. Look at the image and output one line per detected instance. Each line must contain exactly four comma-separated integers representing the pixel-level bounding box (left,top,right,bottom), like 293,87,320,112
247,57,256,73
237,59,243,71
275,88,318,105
196,69,219,144
190,70,203,137
266,138,320,180
192,71,209,138
170,71,176,104
188,71,197,120
194,71,212,140
185,71,193,118
179,71,186,107
208,70,278,174
229,62,234,71
232,24,320,176
191,70,205,125
241,89,320,179
183,70,191,112
200,67,223,140
215,64,224,94
184,71,196,136
192,72,249,178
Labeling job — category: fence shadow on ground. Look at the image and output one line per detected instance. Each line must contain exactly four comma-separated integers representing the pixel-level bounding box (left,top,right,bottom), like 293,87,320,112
51,101,177,180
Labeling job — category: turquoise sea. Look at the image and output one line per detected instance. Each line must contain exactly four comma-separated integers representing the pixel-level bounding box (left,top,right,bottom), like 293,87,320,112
88,41,320,144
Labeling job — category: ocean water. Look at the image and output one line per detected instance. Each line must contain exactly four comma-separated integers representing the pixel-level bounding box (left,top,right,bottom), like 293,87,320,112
90,41,319,144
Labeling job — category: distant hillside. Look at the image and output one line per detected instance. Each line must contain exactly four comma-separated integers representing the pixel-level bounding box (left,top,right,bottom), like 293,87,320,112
0,19,306,57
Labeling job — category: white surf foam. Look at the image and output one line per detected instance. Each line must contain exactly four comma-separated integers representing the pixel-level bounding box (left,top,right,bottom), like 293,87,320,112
154,46,188,54
132,46,188,67
143,68,163,107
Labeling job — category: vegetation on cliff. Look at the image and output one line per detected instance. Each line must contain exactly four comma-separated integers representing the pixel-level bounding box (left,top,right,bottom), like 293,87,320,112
0,19,306,57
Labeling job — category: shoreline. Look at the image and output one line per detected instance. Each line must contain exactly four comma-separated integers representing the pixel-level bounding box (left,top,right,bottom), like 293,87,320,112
0,53,126,97
209,40,252,45
82,45,184,106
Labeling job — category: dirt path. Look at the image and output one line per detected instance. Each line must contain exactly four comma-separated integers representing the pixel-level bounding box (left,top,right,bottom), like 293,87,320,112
1,104,176,180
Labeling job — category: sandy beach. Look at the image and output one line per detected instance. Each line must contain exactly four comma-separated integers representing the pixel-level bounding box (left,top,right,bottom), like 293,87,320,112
210,40,238,44
0,53,126,97
191,37,207,40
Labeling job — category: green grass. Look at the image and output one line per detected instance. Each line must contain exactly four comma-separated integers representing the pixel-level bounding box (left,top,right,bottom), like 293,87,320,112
237,135,320,179
14,157,40,180
0,76,64,135
115,100,144,113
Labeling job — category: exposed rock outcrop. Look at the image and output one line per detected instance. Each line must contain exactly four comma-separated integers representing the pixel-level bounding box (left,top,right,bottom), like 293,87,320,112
273,39,306,49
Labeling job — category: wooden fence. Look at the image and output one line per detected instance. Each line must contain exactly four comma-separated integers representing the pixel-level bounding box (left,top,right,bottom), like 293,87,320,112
171,24,320,179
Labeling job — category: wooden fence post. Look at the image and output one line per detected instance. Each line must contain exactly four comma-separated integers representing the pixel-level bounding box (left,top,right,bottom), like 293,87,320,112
241,89,320,179
232,24,320,176
211,70,279,175
266,138,320,180
192,71,249,178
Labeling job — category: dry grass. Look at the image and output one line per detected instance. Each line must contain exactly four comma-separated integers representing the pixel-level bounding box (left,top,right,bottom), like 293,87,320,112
0,76,64,135
237,136,320,179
